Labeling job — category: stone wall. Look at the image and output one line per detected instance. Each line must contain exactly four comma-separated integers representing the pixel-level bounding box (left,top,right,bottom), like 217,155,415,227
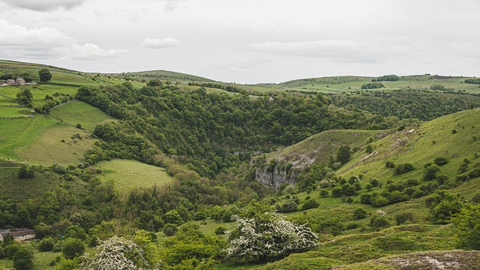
255,166,298,189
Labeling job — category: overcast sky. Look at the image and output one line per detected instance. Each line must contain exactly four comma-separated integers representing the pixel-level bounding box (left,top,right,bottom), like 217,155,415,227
1,0,479,83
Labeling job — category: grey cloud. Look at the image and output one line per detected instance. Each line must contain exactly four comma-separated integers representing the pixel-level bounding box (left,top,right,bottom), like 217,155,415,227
0,19,128,60
0,0,85,11
143,38,181,49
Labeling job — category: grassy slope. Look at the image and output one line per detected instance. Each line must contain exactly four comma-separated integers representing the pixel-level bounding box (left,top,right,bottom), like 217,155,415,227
263,129,382,170
16,123,94,166
93,159,173,190
0,114,57,160
338,108,480,190
277,75,480,94
0,106,32,117
49,101,113,132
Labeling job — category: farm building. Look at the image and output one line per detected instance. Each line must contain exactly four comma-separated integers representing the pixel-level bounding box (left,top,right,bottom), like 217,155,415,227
0,228,36,242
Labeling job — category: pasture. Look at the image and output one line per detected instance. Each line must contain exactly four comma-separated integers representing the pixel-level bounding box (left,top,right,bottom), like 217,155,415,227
16,123,94,166
0,115,57,160
49,101,113,132
94,159,174,191
0,106,32,117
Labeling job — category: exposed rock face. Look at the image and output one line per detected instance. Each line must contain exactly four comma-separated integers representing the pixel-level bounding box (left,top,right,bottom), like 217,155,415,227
255,166,298,189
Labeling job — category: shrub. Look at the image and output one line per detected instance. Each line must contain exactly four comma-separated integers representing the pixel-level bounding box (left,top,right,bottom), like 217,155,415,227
0,247,3,259
38,238,55,252
346,222,359,230
453,204,480,250
393,163,415,175
385,161,395,168
13,248,34,270
214,226,228,235
360,194,372,204
353,207,367,219
163,223,178,236
302,199,319,210
423,164,441,180
319,189,329,197
436,174,449,185
434,157,448,166
226,212,318,261
280,200,297,213
5,245,20,259
369,214,390,231
53,164,66,174
79,236,151,269
346,197,354,204
370,179,379,187
365,183,373,191
332,187,342,197
317,217,345,236
193,212,207,221
372,195,390,207
395,212,414,225
62,238,85,259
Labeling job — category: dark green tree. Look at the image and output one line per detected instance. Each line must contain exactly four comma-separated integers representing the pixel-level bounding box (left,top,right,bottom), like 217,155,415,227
38,68,52,82
62,238,85,259
13,248,34,270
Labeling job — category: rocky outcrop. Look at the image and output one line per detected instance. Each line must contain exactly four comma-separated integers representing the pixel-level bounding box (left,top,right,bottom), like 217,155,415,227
255,166,298,189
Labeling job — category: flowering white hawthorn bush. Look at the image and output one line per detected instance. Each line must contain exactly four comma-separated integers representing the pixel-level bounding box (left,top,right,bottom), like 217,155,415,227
78,236,154,270
225,212,318,261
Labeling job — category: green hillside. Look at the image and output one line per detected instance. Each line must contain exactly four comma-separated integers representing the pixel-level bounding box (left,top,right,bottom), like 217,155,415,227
1,59,480,270
278,75,480,94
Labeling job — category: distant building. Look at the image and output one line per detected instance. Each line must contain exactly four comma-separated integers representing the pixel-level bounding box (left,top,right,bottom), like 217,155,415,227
0,228,36,242
16,78,25,86
6,79,15,85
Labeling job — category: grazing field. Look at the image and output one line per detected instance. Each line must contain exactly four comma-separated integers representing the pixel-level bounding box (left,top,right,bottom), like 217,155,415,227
277,75,480,94
94,159,174,191
0,106,32,117
0,115,57,160
16,123,94,166
49,101,113,132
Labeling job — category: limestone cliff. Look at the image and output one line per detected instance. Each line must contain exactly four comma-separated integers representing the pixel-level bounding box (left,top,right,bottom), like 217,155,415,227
255,166,298,189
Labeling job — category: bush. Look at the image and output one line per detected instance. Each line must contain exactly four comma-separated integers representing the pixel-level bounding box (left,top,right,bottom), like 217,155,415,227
0,247,4,259
214,226,227,235
193,212,207,221
62,238,85,259
302,199,319,210
319,189,329,197
353,207,368,219
434,157,448,166
332,187,342,197
369,214,390,231
38,238,55,251
346,197,354,204
365,183,373,191
370,179,379,187
13,248,34,270
5,245,20,259
317,217,344,236
360,194,371,204
226,212,318,261
385,161,395,168
163,223,178,236
393,163,415,175
424,164,441,180
394,212,414,225
280,200,297,213
452,204,480,249
346,222,359,230
53,164,66,174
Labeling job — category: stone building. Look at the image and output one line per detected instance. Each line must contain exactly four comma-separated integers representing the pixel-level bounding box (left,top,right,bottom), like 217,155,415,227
16,78,25,86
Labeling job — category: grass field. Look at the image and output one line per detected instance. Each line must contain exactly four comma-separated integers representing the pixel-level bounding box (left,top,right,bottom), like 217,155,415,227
338,108,480,189
16,123,94,166
0,106,32,117
94,159,174,190
0,115,58,160
49,101,113,132
277,75,480,94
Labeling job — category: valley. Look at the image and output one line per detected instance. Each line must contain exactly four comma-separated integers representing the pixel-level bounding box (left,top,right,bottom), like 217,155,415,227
0,60,479,270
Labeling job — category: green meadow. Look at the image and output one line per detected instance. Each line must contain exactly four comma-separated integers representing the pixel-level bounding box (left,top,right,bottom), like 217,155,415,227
16,123,94,166
93,159,174,190
0,115,57,160
49,101,113,132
